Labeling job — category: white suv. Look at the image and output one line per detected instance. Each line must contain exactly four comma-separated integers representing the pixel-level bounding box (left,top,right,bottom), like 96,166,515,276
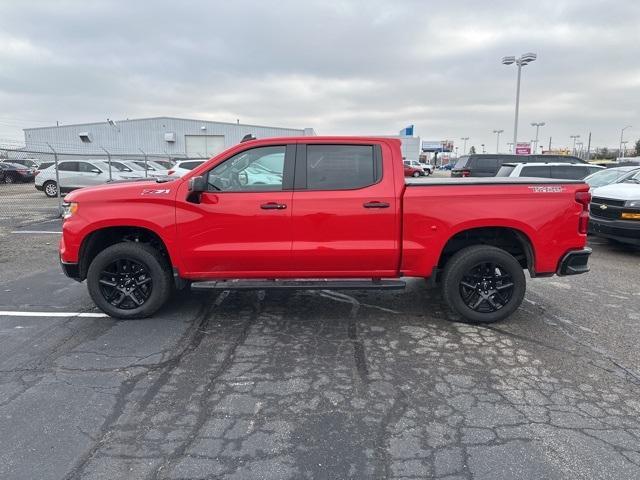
167,160,206,177
35,159,144,197
496,162,603,180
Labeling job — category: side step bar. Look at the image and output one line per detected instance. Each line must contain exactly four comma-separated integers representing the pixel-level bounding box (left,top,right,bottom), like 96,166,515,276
191,279,406,291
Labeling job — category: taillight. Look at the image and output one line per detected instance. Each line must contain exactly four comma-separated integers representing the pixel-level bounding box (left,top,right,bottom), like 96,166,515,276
461,169,470,177
576,190,591,234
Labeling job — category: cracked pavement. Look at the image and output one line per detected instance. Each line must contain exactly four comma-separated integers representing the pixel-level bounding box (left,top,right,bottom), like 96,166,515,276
0,233,639,479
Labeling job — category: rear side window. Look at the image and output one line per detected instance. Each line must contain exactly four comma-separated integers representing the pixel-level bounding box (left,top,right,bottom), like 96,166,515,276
521,166,551,177
475,157,498,170
496,165,515,177
551,165,588,179
453,156,469,170
304,145,381,190
58,161,79,172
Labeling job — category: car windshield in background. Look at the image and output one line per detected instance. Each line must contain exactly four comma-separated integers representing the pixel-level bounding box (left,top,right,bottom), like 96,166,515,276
621,170,640,184
585,168,632,188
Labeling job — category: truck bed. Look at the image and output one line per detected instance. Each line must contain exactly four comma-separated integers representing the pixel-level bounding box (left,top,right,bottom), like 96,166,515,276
406,177,585,186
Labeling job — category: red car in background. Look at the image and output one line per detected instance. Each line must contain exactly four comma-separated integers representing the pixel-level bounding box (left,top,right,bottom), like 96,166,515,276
404,164,422,177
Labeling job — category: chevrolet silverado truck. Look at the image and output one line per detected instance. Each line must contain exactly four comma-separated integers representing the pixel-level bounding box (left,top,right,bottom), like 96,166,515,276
59,137,592,323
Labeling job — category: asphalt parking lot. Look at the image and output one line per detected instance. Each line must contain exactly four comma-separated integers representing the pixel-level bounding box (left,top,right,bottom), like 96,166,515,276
1,202,640,479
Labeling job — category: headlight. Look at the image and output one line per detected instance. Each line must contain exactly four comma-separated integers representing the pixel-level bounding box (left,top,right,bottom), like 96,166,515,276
625,200,640,208
62,202,78,219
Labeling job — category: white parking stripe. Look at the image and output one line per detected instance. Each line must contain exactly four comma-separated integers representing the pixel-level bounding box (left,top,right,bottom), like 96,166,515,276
10,231,62,234
0,311,109,318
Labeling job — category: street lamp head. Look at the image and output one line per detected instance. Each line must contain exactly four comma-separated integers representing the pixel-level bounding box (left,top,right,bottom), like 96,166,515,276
531,122,545,127
519,52,537,65
501,56,516,65
493,129,504,134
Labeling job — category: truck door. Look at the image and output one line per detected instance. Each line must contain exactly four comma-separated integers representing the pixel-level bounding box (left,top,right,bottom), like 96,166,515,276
291,143,399,276
175,144,296,276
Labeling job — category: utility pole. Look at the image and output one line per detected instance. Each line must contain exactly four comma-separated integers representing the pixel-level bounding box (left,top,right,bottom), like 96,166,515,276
586,132,592,161
501,53,538,151
531,122,545,153
493,129,504,153
460,137,469,155
619,126,632,159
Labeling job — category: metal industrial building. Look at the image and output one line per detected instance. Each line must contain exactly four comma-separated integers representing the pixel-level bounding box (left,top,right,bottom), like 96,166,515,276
23,117,316,156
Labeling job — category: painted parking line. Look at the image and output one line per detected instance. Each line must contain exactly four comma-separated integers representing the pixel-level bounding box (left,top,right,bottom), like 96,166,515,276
0,311,109,318
10,231,62,234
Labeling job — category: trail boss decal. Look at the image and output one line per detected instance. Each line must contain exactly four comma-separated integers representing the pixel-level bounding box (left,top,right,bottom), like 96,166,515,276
141,188,171,195
528,186,565,193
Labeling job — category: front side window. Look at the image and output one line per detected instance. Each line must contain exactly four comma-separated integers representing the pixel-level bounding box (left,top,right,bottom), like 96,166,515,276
79,162,101,173
551,166,587,179
206,146,285,192
475,157,498,170
306,145,379,190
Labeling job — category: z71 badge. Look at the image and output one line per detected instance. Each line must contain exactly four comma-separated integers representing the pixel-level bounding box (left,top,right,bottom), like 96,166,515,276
528,186,565,193
141,188,171,195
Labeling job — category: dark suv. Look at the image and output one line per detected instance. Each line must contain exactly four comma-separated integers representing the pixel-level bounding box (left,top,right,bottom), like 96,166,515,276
451,154,587,177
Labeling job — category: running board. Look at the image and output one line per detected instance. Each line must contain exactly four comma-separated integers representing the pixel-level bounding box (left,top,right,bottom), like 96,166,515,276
191,279,406,291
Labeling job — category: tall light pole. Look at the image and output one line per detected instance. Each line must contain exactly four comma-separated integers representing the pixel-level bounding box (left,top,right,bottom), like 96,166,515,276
621,141,628,158
460,137,469,154
507,142,514,153
502,52,537,150
481,144,486,154
619,125,632,159
493,129,504,153
530,122,545,153
570,135,580,155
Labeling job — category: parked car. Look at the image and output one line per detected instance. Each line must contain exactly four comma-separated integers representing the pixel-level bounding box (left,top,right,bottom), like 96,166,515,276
60,136,591,324
589,170,640,245
403,160,432,176
35,159,143,197
404,164,422,177
495,162,603,180
452,154,588,177
584,166,640,189
2,158,39,172
167,160,206,177
0,162,36,183
130,160,172,176
149,159,175,169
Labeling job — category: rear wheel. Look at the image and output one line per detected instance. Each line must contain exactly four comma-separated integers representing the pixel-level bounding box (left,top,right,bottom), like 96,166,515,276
87,242,172,319
43,180,58,197
441,245,525,323
4,175,15,184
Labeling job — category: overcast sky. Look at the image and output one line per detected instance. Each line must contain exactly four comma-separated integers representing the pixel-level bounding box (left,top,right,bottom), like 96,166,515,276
1,0,639,152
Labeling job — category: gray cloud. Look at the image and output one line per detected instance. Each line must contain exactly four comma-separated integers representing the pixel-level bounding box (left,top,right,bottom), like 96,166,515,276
0,0,639,151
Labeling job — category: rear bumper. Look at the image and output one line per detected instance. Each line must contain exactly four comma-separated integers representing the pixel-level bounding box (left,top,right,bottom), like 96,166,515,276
557,247,592,276
589,217,640,245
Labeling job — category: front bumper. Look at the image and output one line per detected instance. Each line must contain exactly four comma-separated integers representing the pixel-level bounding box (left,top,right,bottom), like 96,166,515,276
557,247,592,276
589,216,640,245
60,258,81,282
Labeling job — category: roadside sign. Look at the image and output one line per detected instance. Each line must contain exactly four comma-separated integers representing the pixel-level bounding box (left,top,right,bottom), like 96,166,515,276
515,142,531,155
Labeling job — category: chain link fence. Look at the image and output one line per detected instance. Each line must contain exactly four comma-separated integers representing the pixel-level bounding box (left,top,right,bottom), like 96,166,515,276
0,144,207,226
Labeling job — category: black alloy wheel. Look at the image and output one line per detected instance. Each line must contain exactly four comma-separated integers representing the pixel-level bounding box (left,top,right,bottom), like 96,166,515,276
458,262,514,313
441,245,526,323
98,258,153,309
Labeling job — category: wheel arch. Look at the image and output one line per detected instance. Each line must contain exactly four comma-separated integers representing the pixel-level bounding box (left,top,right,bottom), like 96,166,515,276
77,225,173,281
436,226,535,277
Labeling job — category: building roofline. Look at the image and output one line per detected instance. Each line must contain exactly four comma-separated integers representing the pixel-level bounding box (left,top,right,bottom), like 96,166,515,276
23,116,313,133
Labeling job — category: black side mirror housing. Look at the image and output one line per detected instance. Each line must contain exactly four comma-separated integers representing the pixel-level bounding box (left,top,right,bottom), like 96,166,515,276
188,176,206,193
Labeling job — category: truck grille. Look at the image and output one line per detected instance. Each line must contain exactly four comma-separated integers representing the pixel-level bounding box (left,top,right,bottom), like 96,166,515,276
590,197,623,220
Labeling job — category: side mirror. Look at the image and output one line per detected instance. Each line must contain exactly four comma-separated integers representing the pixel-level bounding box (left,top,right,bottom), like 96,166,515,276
91,168,101,174
188,176,206,193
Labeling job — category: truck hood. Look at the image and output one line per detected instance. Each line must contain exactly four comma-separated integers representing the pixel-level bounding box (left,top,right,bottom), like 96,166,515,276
63,177,179,202
592,182,640,201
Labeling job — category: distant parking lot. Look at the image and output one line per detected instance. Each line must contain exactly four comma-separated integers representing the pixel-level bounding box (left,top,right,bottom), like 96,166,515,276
1,210,639,479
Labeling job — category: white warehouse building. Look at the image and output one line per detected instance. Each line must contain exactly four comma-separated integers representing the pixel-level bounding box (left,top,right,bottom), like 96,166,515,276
23,116,316,157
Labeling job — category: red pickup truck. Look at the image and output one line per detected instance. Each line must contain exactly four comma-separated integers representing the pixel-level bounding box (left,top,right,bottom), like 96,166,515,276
60,137,591,323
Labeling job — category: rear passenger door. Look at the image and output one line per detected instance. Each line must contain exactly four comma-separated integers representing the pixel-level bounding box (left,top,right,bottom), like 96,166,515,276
56,161,80,188
291,143,399,275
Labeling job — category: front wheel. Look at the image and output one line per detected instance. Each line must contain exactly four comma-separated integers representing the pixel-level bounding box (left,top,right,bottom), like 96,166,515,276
4,175,15,184
87,242,173,319
441,245,525,323
412,171,421,177
43,180,58,197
